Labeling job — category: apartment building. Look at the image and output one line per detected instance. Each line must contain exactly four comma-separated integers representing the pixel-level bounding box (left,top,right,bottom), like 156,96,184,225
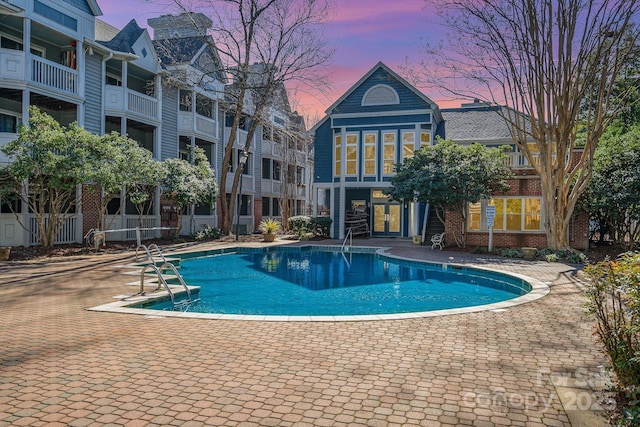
0,0,314,246
311,62,589,249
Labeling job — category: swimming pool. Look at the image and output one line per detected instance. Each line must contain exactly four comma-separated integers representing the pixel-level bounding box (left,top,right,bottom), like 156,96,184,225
138,246,540,318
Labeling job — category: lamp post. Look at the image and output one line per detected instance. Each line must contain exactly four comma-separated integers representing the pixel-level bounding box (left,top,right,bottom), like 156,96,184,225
235,150,248,241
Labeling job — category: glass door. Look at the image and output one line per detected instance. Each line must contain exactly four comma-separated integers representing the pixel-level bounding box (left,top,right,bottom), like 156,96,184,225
372,203,401,236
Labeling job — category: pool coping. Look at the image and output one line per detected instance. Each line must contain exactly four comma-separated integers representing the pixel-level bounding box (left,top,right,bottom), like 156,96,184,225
88,245,550,322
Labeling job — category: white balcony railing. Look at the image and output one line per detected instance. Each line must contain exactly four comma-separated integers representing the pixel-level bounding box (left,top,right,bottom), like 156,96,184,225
179,111,217,136
0,133,17,165
105,85,159,121
0,48,25,80
196,115,216,135
503,152,540,169
31,56,78,95
128,91,158,120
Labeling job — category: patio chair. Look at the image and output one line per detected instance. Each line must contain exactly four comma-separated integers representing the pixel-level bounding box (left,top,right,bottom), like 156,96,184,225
431,232,445,250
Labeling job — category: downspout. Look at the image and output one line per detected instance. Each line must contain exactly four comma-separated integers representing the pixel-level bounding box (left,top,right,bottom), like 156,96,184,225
100,51,113,135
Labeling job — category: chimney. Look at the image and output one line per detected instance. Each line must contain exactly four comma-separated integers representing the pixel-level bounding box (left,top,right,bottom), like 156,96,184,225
148,13,212,40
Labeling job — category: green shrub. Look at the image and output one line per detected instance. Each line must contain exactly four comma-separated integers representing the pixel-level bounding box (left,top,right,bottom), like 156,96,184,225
545,253,559,263
500,248,524,258
568,251,588,264
584,252,640,392
195,225,220,241
310,216,332,237
288,215,312,237
540,248,587,264
621,386,640,426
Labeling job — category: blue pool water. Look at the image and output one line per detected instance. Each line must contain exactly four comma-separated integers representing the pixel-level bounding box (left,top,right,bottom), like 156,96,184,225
143,248,531,316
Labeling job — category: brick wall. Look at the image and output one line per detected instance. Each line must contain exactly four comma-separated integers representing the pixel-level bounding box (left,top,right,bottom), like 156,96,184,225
254,198,263,229
443,176,590,250
81,185,100,235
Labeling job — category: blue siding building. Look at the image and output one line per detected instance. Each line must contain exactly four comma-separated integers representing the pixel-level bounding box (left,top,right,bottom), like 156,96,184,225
312,62,442,239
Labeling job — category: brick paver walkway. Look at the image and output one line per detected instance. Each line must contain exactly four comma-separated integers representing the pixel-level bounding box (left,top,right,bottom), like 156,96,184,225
0,239,608,426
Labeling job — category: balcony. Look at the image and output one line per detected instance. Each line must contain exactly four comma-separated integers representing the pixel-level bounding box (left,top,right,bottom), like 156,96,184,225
0,132,17,165
178,111,217,136
0,48,24,80
31,55,78,95
225,174,254,193
0,49,78,96
503,152,540,169
105,85,159,121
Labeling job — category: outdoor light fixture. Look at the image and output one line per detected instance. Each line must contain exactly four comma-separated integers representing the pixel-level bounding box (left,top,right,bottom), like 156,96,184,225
235,150,249,241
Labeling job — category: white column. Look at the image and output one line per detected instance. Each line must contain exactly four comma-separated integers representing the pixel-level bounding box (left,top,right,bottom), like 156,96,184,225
77,40,84,123
122,61,128,112
338,127,346,240
155,75,162,159
24,18,31,86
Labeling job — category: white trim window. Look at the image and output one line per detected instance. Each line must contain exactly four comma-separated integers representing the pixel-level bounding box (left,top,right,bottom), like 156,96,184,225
420,131,431,148
345,133,358,176
334,134,341,177
402,130,415,160
468,197,543,232
383,132,396,175
363,132,377,176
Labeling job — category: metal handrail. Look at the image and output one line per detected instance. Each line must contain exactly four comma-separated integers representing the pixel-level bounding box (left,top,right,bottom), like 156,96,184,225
140,264,175,305
160,262,194,302
139,262,196,310
341,228,353,252
341,251,351,270
136,243,167,265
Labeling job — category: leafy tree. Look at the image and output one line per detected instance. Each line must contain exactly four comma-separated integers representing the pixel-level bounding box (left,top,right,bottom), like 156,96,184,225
0,107,93,246
162,0,333,234
385,139,512,247
580,125,640,250
162,146,218,236
84,132,160,231
125,151,164,228
414,0,640,249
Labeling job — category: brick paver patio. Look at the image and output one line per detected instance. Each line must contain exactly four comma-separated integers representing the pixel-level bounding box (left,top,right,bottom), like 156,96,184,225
0,239,609,426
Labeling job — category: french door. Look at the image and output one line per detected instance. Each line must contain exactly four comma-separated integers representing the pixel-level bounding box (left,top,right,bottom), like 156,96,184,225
372,203,401,236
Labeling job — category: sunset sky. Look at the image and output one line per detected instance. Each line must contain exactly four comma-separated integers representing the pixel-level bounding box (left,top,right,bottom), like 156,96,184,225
98,0,463,123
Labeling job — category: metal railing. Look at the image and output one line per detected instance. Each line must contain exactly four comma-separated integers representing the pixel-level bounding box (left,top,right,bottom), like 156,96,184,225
341,228,353,252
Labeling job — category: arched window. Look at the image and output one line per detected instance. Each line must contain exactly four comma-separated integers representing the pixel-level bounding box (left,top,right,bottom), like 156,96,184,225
361,84,399,106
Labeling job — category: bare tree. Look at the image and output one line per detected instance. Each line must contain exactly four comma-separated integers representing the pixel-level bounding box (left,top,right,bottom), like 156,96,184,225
162,0,333,235
412,0,640,249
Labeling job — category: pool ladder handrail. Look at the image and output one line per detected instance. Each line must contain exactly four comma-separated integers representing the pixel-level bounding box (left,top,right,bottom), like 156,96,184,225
136,243,167,265
139,263,197,310
341,228,353,252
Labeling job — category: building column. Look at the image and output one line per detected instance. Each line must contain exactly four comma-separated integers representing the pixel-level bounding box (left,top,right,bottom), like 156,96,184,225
23,18,31,87
338,127,346,240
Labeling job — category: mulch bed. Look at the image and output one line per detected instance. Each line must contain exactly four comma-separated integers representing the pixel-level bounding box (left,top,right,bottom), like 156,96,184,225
2,235,625,263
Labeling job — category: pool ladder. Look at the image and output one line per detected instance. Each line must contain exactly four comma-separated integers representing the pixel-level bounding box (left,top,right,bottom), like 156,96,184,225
341,228,353,251
136,244,198,310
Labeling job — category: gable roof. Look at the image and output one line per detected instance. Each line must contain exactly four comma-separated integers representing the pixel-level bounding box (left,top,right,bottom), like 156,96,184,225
324,62,441,117
153,36,226,83
85,0,102,16
97,19,145,53
441,105,514,143
153,37,206,64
